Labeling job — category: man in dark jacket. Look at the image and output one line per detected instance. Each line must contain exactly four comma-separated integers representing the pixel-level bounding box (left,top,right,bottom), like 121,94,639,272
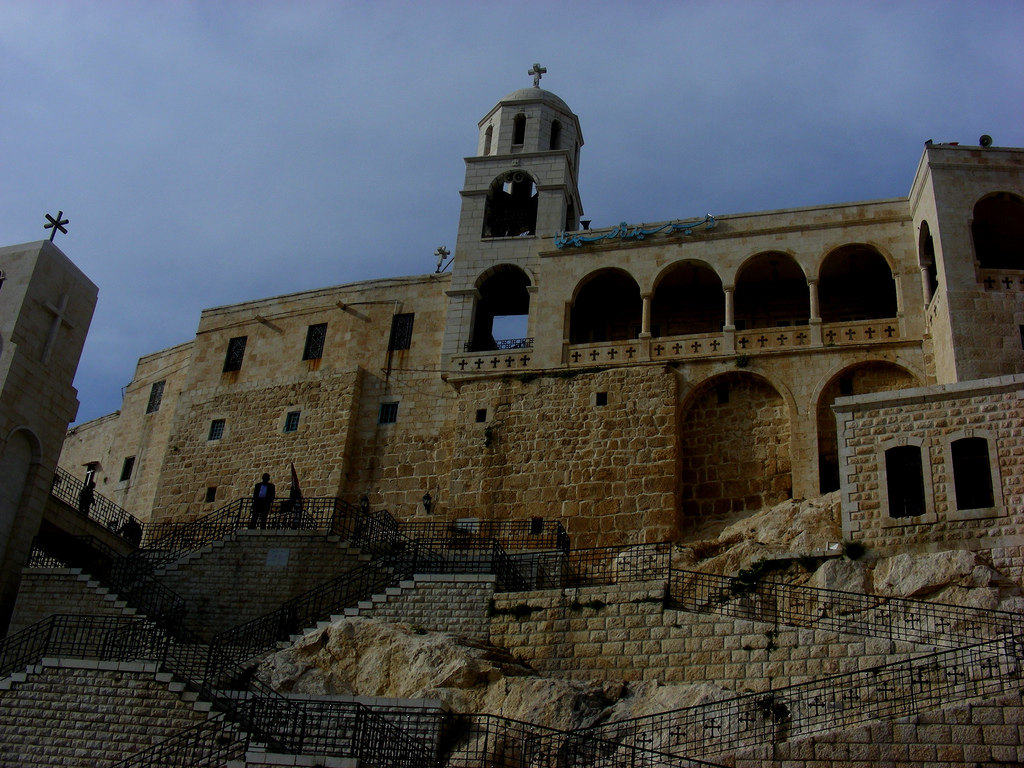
250,473,275,528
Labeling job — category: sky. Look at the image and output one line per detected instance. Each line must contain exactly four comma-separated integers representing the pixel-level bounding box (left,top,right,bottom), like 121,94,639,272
2,1,1022,424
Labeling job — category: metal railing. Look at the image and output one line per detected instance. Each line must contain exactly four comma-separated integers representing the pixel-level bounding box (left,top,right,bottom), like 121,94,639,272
578,633,1024,761
50,466,144,545
669,569,1024,649
399,518,570,553
463,337,534,352
0,614,170,680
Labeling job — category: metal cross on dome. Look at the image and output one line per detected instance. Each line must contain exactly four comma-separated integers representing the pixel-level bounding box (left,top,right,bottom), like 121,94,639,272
44,210,69,241
528,63,547,88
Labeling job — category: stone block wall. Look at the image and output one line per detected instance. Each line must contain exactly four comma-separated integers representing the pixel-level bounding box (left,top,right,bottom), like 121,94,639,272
732,690,1024,767
445,366,679,547
490,581,930,692
836,374,1024,579
155,531,369,637
347,574,495,642
8,569,135,635
0,660,210,767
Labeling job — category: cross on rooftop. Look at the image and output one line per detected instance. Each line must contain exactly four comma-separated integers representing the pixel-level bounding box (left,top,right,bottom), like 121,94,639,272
44,210,69,241
528,63,547,88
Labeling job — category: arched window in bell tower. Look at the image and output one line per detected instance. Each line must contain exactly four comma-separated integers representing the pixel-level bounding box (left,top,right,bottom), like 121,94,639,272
972,192,1024,270
483,171,538,238
483,125,493,156
512,113,527,146
550,120,562,150
918,221,938,304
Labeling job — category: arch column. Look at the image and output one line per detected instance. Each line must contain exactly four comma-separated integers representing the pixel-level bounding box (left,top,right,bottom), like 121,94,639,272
722,286,736,352
639,292,652,339
807,277,822,346
919,264,934,306
894,273,906,335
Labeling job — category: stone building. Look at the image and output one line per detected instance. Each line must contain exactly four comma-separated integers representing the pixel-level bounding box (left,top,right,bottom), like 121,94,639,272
58,79,1024,556
0,240,97,626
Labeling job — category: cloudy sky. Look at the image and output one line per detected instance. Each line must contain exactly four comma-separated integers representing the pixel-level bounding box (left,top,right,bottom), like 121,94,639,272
3,1,1022,423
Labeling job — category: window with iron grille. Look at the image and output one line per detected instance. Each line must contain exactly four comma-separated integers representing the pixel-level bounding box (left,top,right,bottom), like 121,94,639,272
223,336,247,372
378,402,399,424
389,313,415,351
208,419,225,441
146,380,165,414
284,411,301,433
303,323,327,361
119,456,135,482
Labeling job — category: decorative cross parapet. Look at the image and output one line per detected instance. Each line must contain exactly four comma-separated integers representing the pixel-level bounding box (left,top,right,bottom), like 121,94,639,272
528,63,547,88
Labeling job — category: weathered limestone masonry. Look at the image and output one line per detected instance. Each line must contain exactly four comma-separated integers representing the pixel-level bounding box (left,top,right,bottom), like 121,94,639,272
8,568,138,634
731,690,1024,767
447,367,678,546
489,581,929,692
344,574,495,643
836,374,1024,578
0,660,212,768
154,530,371,637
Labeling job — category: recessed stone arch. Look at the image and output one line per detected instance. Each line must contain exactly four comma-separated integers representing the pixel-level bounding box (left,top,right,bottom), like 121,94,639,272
482,170,538,238
0,427,42,549
468,265,532,352
650,260,725,337
814,360,920,493
971,192,1024,270
679,372,792,535
818,244,898,322
569,268,642,343
918,222,938,304
733,252,809,330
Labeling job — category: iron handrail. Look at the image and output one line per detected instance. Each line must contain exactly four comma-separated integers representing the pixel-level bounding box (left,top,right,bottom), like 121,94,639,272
577,632,1024,761
399,517,570,553
50,466,144,545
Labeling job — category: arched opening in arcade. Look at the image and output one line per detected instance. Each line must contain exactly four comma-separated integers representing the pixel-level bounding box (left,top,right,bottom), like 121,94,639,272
818,244,897,322
482,170,538,238
972,192,1024,270
679,372,792,536
650,261,725,338
468,265,532,352
734,252,809,330
569,269,642,344
918,222,938,305
815,361,920,493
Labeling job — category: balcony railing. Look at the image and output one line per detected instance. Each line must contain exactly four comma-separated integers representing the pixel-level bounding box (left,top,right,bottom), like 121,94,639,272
464,337,534,352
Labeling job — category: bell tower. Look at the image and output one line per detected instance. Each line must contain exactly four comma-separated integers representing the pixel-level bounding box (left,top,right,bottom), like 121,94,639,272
442,67,585,365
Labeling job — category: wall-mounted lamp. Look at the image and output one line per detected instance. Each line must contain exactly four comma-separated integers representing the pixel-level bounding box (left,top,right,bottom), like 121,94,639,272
422,491,433,515
359,495,370,515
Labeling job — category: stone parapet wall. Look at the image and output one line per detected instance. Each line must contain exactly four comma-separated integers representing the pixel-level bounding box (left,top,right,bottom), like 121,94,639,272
156,530,369,637
346,574,495,642
8,568,137,634
490,581,930,692
731,690,1024,767
0,660,210,767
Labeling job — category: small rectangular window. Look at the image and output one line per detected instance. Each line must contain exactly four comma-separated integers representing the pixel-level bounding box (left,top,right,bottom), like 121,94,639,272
303,323,327,361
208,419,226,441
378,402,399,424
223,336,247,372
205,487,217,503
146,381,165,414
284,411,301,433
595,392,608,407
119,456,135,482
1019,325,1024,350
475,408,488,423
389,313,415,351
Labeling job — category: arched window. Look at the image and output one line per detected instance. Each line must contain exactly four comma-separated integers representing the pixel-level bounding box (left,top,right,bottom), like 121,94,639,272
468,266,531,352
483,125,493,156
570,269,642,343
918,222,938,304
482,171,537,237
651,261,725,337
951,437,995,510
819,245,897,322
972,192,1024,270
512,114,526,145
734,252,809,330
550,120,562,150
885,445,926,518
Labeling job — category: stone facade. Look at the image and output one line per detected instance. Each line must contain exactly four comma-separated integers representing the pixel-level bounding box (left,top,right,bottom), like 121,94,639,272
0,241,96,631
55,84,1024,565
